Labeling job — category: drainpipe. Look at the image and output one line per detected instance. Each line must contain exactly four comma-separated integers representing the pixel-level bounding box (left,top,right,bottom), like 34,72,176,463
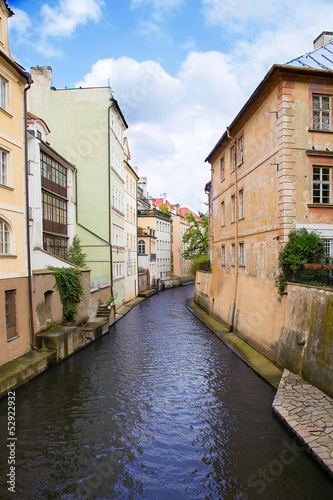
227,127,239,332
24,78,35,345
108,102,114,298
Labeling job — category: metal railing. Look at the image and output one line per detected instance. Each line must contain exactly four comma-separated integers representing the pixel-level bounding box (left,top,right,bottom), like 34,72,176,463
289,266,333,288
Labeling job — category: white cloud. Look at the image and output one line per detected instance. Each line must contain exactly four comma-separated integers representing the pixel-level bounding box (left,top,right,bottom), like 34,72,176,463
76,52,243,211
8,8,32,39
9,0,105,57
131,0,184,13
40,0,104,38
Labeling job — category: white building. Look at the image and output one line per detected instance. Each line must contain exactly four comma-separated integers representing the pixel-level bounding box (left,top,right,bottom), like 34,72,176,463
27,112,76,269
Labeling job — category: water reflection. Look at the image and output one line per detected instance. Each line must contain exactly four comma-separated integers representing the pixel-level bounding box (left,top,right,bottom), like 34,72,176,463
0,285,332,499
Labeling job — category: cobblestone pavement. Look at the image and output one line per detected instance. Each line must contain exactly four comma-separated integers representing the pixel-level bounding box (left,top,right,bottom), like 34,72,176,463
273,369,333,479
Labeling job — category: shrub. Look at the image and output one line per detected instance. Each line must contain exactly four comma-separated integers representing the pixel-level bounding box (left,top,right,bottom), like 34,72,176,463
275,228,325,294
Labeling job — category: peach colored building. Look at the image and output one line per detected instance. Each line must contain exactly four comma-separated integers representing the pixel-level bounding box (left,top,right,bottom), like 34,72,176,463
196,34,333,393
171,211,192,281
0,1,32,365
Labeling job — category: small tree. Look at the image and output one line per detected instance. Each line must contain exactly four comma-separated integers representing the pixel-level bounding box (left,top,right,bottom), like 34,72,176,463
182,211,209,261
159,204,171,215
275,228,325,294
67,235,87,268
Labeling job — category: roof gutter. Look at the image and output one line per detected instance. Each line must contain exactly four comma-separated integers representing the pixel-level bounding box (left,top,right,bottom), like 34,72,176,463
205,64,333,163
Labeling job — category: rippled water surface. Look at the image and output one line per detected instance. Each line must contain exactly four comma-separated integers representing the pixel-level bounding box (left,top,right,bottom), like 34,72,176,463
0,284,332,499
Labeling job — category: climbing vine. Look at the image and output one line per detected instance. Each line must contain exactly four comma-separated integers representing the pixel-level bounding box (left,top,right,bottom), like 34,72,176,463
48,267,84,321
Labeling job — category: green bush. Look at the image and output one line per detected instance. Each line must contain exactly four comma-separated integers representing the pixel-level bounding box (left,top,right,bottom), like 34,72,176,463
275,228,325,294
189,254,210,277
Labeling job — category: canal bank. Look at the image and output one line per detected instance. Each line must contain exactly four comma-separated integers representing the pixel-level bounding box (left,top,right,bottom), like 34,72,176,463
186,296,333,480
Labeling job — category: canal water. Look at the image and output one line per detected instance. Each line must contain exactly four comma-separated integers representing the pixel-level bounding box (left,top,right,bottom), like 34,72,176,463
0,284,332,499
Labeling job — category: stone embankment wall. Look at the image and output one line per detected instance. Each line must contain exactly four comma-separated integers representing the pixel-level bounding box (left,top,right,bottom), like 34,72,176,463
194,271,333,398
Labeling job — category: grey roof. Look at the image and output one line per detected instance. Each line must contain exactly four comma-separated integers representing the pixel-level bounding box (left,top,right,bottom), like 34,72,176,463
286,40,333,71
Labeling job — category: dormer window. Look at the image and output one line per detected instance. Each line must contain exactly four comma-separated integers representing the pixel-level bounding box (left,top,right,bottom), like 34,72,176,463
37,130,42,140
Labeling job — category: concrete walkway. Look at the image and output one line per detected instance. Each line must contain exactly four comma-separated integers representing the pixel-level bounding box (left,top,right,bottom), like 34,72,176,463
273,369,333,479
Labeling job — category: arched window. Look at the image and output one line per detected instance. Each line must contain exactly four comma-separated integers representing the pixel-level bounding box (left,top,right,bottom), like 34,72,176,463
138,239,145,255
0,219,10,254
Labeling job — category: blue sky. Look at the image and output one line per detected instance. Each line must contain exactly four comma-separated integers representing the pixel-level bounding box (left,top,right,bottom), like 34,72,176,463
8,0,333,212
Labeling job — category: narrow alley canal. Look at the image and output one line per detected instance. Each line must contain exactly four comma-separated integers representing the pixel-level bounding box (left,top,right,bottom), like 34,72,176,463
0,284,332,499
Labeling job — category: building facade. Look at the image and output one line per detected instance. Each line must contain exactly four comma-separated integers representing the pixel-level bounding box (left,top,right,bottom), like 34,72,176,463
28,67,128,309
0,1,32,365
138,209,172,281
198,33,333,367
124,139,139,301
171,212,192,280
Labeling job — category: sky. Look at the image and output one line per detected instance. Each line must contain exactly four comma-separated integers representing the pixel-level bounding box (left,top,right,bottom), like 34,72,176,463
7,0,333,213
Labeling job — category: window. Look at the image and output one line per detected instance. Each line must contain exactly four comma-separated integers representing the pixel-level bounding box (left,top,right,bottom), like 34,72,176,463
42,192,67,227
312,94,331,130
5,290,17,340
231,194,236,223
138,239,145,255
239,243,245,266
40,152,67,189
313,166,331,204
0,219,10,254
221,245,226,265
231,243,236,265
220,156,225,182
37,130,42,140
221,201,225,226
323,239,333,260
0,76,7,111
238,136,244,164
239,189,244,219
0,149,7,186
231,144,236,173
43,235,67,259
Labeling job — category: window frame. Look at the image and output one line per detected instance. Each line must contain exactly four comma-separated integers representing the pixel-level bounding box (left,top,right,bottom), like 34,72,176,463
239,242,245,266
221,245,226,265
6,289,17,340
138,239,145,255
231,194,236,223
0,219,10,255
312,94,331,131
230,144,236,173
0,75,7,111
221,200,225,227
238,135,244,164
239,188,244,219
312,165,331,204
220,156,225,182
0,148,8,186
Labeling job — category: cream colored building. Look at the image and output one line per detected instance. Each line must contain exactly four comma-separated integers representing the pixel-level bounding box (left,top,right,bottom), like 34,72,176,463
0,1,32,365
171,212,192,281
124,139,139,301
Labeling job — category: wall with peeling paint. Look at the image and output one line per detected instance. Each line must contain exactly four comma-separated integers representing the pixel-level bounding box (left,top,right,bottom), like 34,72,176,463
195,271,333,397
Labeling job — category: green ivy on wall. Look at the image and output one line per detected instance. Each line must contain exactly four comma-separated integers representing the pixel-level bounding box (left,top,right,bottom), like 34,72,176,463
48,267,84,322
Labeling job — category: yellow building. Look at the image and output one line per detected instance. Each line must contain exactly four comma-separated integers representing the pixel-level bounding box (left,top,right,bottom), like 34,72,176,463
0,1,32,365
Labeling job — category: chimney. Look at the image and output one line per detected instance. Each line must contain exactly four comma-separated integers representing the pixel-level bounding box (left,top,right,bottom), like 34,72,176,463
313,31,333,50
163,193,167,204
